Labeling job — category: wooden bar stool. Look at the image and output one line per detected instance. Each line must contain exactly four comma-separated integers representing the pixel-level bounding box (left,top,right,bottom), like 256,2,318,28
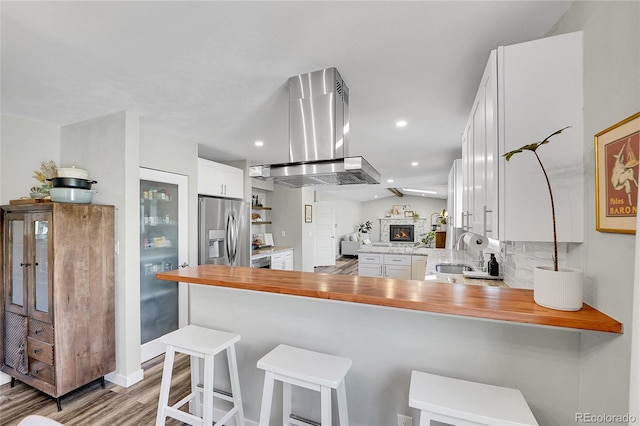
155,325,245,426
409,370,538,426
257,344,352,426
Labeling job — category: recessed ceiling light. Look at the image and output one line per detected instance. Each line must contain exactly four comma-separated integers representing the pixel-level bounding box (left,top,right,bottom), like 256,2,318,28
374,195,378,199
387,179,394,183
402,188,437,195
411,162,418,166
396,120,407,128
254,140,264,147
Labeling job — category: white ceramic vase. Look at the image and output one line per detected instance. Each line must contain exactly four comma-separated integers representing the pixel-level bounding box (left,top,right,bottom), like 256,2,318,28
533,266,584,311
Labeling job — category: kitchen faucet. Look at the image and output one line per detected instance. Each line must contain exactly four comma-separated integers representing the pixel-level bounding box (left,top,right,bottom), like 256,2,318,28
454,232,487,271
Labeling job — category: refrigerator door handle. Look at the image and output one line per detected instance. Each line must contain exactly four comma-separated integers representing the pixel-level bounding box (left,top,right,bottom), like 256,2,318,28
226,213,238,265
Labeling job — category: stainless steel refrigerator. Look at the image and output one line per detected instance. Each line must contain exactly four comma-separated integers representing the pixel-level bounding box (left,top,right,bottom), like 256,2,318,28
198,196,250,267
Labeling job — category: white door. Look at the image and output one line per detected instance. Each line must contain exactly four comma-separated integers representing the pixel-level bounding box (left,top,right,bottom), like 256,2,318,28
315,202,336,266
140,168,189,363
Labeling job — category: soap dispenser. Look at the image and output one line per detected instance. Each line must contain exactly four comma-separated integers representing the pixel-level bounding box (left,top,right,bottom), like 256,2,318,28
488,253,499,277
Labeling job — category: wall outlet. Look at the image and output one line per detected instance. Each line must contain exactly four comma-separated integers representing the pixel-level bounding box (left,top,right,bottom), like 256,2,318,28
397,414,412,426
281,230,286,237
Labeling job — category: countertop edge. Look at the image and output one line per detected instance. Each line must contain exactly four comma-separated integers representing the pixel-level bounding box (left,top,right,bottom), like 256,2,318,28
157,265,623,334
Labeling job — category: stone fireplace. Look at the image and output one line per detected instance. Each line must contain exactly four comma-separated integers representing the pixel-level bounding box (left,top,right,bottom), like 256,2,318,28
379,218,427,243
389,224,414,242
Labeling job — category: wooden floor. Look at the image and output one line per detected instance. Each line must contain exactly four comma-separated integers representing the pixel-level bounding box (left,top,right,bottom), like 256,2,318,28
0,353,191,426
314,256,358,275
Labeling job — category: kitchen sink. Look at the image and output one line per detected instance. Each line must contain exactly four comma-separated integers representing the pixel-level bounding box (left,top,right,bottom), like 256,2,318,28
435,263,474,274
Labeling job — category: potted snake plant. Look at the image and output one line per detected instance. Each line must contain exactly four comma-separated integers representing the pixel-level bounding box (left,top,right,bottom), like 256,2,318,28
504,127,583,311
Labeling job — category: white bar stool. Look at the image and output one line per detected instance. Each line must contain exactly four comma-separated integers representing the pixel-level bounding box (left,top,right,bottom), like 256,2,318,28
409,370,538,426
257,344,352,426
155,325,245,426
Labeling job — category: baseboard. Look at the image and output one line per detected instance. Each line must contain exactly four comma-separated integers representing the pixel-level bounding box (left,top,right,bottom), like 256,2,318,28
104,368,144,388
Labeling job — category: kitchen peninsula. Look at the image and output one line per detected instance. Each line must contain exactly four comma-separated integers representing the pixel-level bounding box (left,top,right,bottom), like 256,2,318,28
156,265,622,424
157,265,620,333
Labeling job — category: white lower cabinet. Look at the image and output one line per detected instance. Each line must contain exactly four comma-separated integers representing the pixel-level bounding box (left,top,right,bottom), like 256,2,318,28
359,253,422,280
271,249,293,271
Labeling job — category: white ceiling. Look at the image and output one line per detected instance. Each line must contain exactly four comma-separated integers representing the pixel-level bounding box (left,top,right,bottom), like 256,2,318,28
1,1,573,202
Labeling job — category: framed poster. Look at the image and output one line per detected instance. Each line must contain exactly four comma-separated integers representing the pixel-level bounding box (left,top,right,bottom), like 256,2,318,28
595,111,640,234
304,204,312,223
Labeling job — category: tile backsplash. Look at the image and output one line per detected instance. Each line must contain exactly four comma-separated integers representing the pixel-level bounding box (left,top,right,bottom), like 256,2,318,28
501,241,574,289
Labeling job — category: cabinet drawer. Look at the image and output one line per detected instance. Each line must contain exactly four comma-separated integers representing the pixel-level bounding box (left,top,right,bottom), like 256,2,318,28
29,358,55,384
27,337,54,365
28,319,54,345
384,254,411,265
359,253,383,264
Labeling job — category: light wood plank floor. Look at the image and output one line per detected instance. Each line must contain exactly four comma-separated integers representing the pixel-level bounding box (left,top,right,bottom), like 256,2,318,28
0,353,190,426
314,256,358,275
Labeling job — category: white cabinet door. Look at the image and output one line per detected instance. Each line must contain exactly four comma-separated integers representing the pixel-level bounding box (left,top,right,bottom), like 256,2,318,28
384,264,412,280
411,256,427,280
447,160,463,229
197,158,244,199
462,50,498,237
358,253,383,277
462,32,583,243
271,250,293,271
358,262,382,277
498,31,583,242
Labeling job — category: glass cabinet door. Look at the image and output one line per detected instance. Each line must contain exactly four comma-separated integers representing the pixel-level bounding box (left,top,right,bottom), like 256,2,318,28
29,212,52,323
139,167,189,363
5,214,27,315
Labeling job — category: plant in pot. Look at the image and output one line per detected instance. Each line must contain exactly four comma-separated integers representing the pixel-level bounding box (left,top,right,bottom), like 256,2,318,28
503,127,583,311
358,220,372,234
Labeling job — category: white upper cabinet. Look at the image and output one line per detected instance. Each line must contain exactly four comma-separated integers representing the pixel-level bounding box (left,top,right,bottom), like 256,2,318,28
197,158,244,199
447,159,463,229
461,50,498,238
462,31,584,243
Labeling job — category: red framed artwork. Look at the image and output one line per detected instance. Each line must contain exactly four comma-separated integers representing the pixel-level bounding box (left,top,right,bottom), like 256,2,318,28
595,112,640,234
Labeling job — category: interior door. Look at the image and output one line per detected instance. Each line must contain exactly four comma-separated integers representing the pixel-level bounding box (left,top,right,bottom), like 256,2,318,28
314,202,335,266
139,168,189,363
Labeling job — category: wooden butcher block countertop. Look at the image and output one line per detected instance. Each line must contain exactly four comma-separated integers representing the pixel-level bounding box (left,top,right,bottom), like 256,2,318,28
157,265,622,334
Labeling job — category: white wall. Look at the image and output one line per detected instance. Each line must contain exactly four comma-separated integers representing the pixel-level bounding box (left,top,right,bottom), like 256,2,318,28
0,115,60,385
361,195,447,242
315,192,363,256
60,111,143,386
546,0,639,417
0,115,60,202
271,185,304,270
140,127,199,269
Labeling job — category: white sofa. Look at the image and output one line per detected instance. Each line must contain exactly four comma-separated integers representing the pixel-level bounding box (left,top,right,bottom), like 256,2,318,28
340,233,371,256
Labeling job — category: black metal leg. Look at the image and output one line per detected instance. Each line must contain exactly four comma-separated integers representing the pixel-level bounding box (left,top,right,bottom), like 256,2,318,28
101,376,105,389
10,377,15,388
56,397,62,412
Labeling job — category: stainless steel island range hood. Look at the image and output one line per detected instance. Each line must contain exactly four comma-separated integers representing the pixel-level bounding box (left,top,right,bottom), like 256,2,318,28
250,68,381,188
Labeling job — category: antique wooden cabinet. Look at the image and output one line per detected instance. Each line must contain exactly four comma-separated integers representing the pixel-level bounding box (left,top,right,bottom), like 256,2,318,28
0,202,115,409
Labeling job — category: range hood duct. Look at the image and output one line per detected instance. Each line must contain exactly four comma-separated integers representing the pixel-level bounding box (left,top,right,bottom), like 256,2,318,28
250,68,381,188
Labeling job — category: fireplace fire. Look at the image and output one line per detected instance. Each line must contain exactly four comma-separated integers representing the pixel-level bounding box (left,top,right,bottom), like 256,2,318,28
389,225,414,242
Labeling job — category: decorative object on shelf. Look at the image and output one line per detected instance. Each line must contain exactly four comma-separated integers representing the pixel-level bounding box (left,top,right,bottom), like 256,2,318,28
31,160,57,196
504,126,583,311
304,204,312,223
391,204,409,217
595,111,640,234
358,220,372,234
404,210,414,218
